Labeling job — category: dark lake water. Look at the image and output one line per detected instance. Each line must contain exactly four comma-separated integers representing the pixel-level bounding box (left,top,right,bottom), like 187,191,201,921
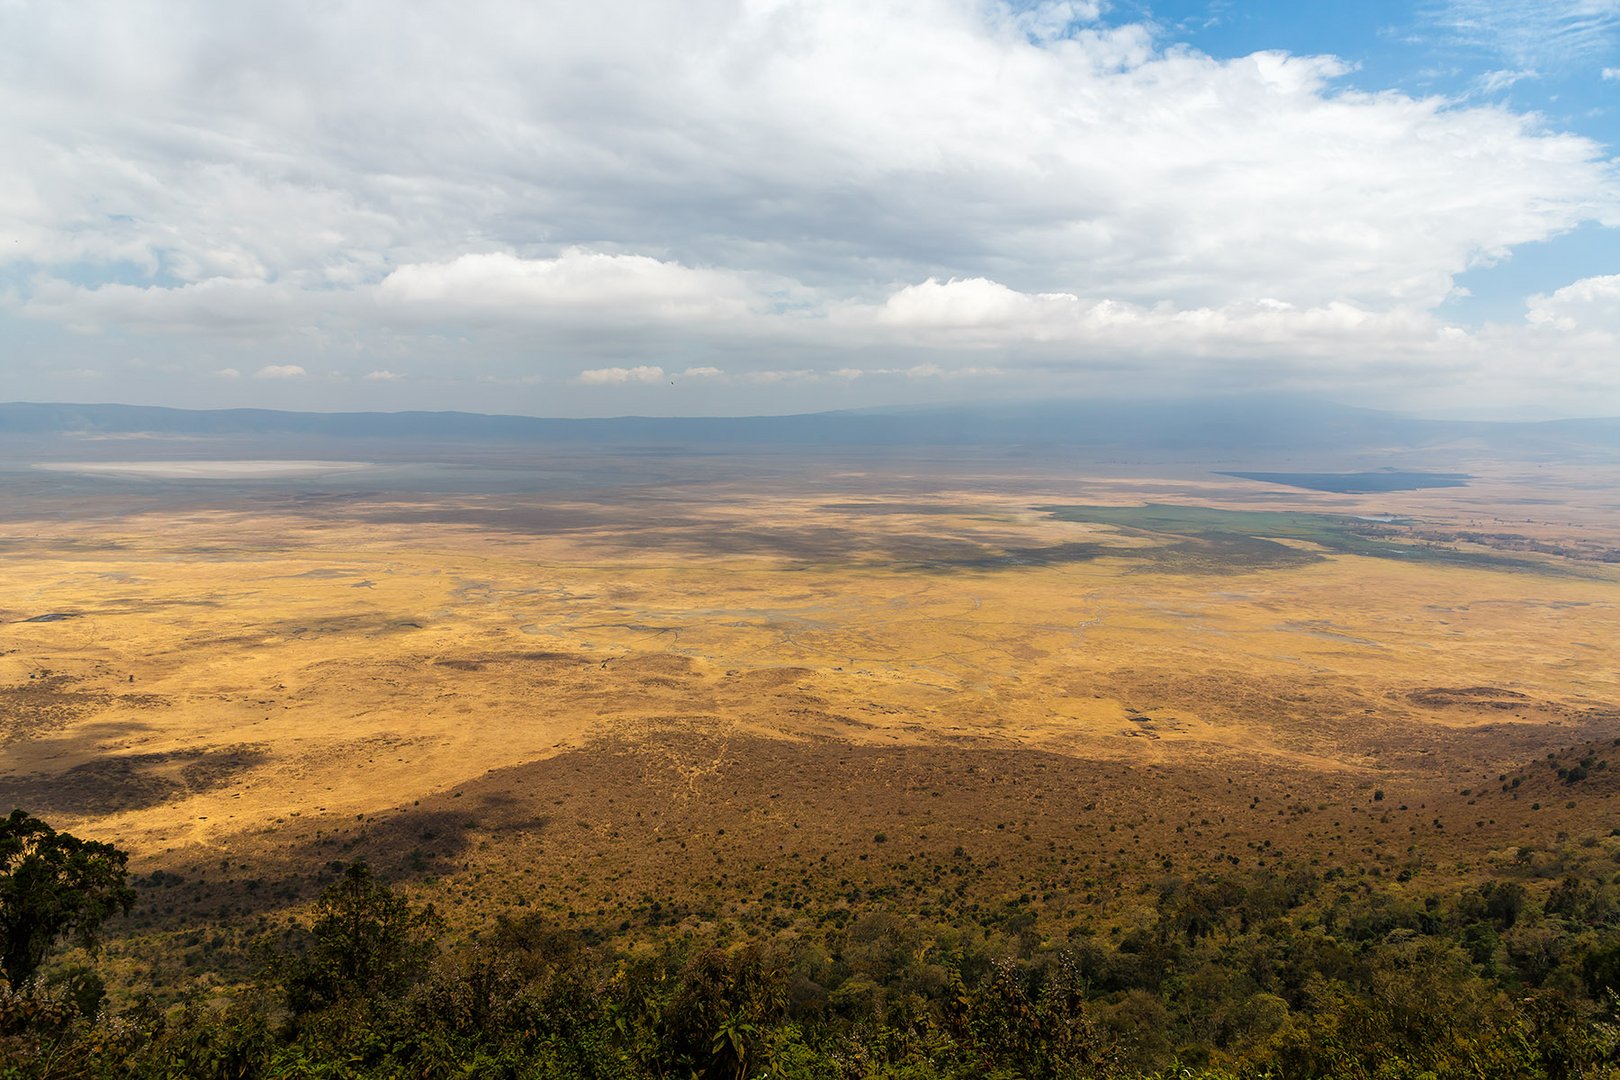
1219,470,1471,493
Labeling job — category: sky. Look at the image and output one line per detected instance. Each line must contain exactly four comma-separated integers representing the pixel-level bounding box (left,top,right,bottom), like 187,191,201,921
1,0,1618,418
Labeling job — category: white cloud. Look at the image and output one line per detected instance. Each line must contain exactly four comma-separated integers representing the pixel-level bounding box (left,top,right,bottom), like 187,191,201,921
255,364,306,379
577,365,666,385
870,278,1075,334
1524,273,1620,330
363,369,401,381
1477,68,1538,92
374,250,760,323
212,367,241,379
15,277,323,336
823,362,1001,380
1007,0,1105,43
0,0,1616,411
1430,1,1620,67
1605,67,1620,79
829,276,1472,391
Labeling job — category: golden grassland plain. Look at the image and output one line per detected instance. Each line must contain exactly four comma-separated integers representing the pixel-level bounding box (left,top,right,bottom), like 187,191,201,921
2,451,1619,992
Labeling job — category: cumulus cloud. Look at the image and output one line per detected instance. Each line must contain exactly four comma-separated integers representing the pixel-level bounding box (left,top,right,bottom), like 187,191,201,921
846,276,1453,367
1007,0,1105,43
213,367,241,379
818,362,1000,380
0,0,1616,411
374,251,760,323
740,369,816,384
870,278,1076,335
363,369,401,381
577,365,666,384
255,364,306,379
1525,274,1620,331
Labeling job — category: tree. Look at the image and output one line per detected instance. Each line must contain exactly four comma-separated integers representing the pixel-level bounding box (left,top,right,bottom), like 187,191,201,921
0,809,135,988
282,862,443,1014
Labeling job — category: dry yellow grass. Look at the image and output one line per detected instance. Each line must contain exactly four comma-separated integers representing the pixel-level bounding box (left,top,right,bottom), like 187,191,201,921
3,459,1615,888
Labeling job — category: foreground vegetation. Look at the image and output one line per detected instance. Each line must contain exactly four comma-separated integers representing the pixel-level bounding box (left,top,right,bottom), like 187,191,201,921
9,819,1620,1078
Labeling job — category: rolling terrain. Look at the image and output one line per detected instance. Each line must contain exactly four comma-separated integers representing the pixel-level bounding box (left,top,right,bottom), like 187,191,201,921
0,408,1613,1080
1,409,1617,1020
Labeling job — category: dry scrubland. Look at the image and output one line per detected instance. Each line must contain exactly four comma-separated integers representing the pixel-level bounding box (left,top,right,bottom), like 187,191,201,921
2,452,1619,992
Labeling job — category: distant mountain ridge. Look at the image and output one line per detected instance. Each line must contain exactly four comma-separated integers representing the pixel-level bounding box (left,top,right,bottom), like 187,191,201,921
1,399,1616,457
